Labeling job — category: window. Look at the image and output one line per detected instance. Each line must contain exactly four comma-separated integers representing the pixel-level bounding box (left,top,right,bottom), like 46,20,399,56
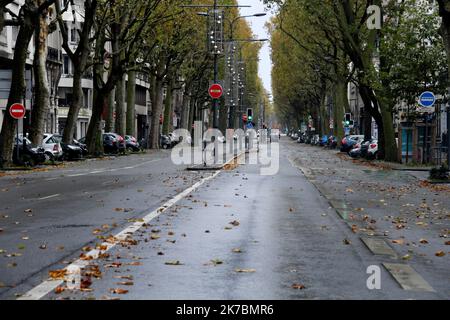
63,55,70,75
136,86,146,106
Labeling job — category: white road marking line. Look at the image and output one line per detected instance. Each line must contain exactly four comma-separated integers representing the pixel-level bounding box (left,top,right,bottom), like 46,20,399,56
67,173,87,177
38,194,60,200
45,178,58,181
17,170,221,300
89,170,105,174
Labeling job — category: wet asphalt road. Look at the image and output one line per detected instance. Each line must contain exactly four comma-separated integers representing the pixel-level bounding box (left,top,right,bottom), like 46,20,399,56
0,139,449,300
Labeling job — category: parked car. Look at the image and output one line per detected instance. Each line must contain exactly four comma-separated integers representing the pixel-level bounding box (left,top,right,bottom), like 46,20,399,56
340,135,364,152
124,135,141,152
326,136,338,149
160,134,172,149
311,134,320,145
367,140,379,159
360,139,375,159
73,138,88,156
319,135,328,147
42,133,64,161
52,134,83,160
13,136,46,166
349,142,362,158
103,133,126,154
168,132,180,147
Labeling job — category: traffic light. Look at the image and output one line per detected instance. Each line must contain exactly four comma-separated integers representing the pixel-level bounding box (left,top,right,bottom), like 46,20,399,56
344,113,352,127
248,116,253,122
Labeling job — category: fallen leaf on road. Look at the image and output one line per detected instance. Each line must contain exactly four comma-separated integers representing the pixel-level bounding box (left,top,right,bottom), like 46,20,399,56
232,248,242,253
235,268,256,273
435,251,446,257
392,239,405,245
114,275,134,280
39,244,47,250
229,220,240,227
127,261,142,266
150,234,160,240
114,208,124,212
211,259,223,266
165,260,183,266
289,208,294,212
101,296,121,300
81,277,92,289
117,281,134,286
54,286,65,294
224,226,232,230
445,241,450,245
0,228,3,233
351,225,358,233
343,239,351,245
24,209,32,213
104,262,122,268
80,253,94,261
291,283,306,290
419,239,429,244
110,288,129,294
402,254,411,260
49,269,67,280
18,244,25,250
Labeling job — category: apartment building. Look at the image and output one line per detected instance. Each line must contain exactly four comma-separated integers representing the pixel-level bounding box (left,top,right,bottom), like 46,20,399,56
0,0,152,141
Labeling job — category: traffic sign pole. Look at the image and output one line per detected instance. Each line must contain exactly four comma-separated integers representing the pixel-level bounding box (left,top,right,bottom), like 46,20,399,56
9,103,26,163
16,117,19,162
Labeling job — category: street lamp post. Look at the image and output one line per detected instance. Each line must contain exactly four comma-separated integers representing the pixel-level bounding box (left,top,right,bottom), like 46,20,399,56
225,13,266,129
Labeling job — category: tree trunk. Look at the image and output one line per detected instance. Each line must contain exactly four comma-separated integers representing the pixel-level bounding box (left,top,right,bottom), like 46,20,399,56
115,74,125,137
379,102,398,161
188,97,195,135
126,70,136,136
0,2,35,166
86,87,107,156
149,78,163,149
162,79,173,135
29,7,49,145
62,68,83,142
180,92,191,130
333,76,347,143
105,87,115,132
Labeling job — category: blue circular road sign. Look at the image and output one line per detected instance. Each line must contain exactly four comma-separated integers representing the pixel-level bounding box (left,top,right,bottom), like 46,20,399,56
419,91,436,107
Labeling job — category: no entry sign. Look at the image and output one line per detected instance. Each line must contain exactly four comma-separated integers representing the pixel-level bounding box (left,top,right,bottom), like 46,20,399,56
208,84,223,99
9,103,26,120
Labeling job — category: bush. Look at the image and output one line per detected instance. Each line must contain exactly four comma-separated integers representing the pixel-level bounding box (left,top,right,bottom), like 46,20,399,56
429,164,449,180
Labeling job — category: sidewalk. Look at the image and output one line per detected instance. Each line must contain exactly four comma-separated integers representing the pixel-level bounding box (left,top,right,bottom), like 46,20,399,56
289,142,450,296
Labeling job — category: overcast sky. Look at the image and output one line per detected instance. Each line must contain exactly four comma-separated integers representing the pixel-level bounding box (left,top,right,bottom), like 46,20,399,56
237,0,273,96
